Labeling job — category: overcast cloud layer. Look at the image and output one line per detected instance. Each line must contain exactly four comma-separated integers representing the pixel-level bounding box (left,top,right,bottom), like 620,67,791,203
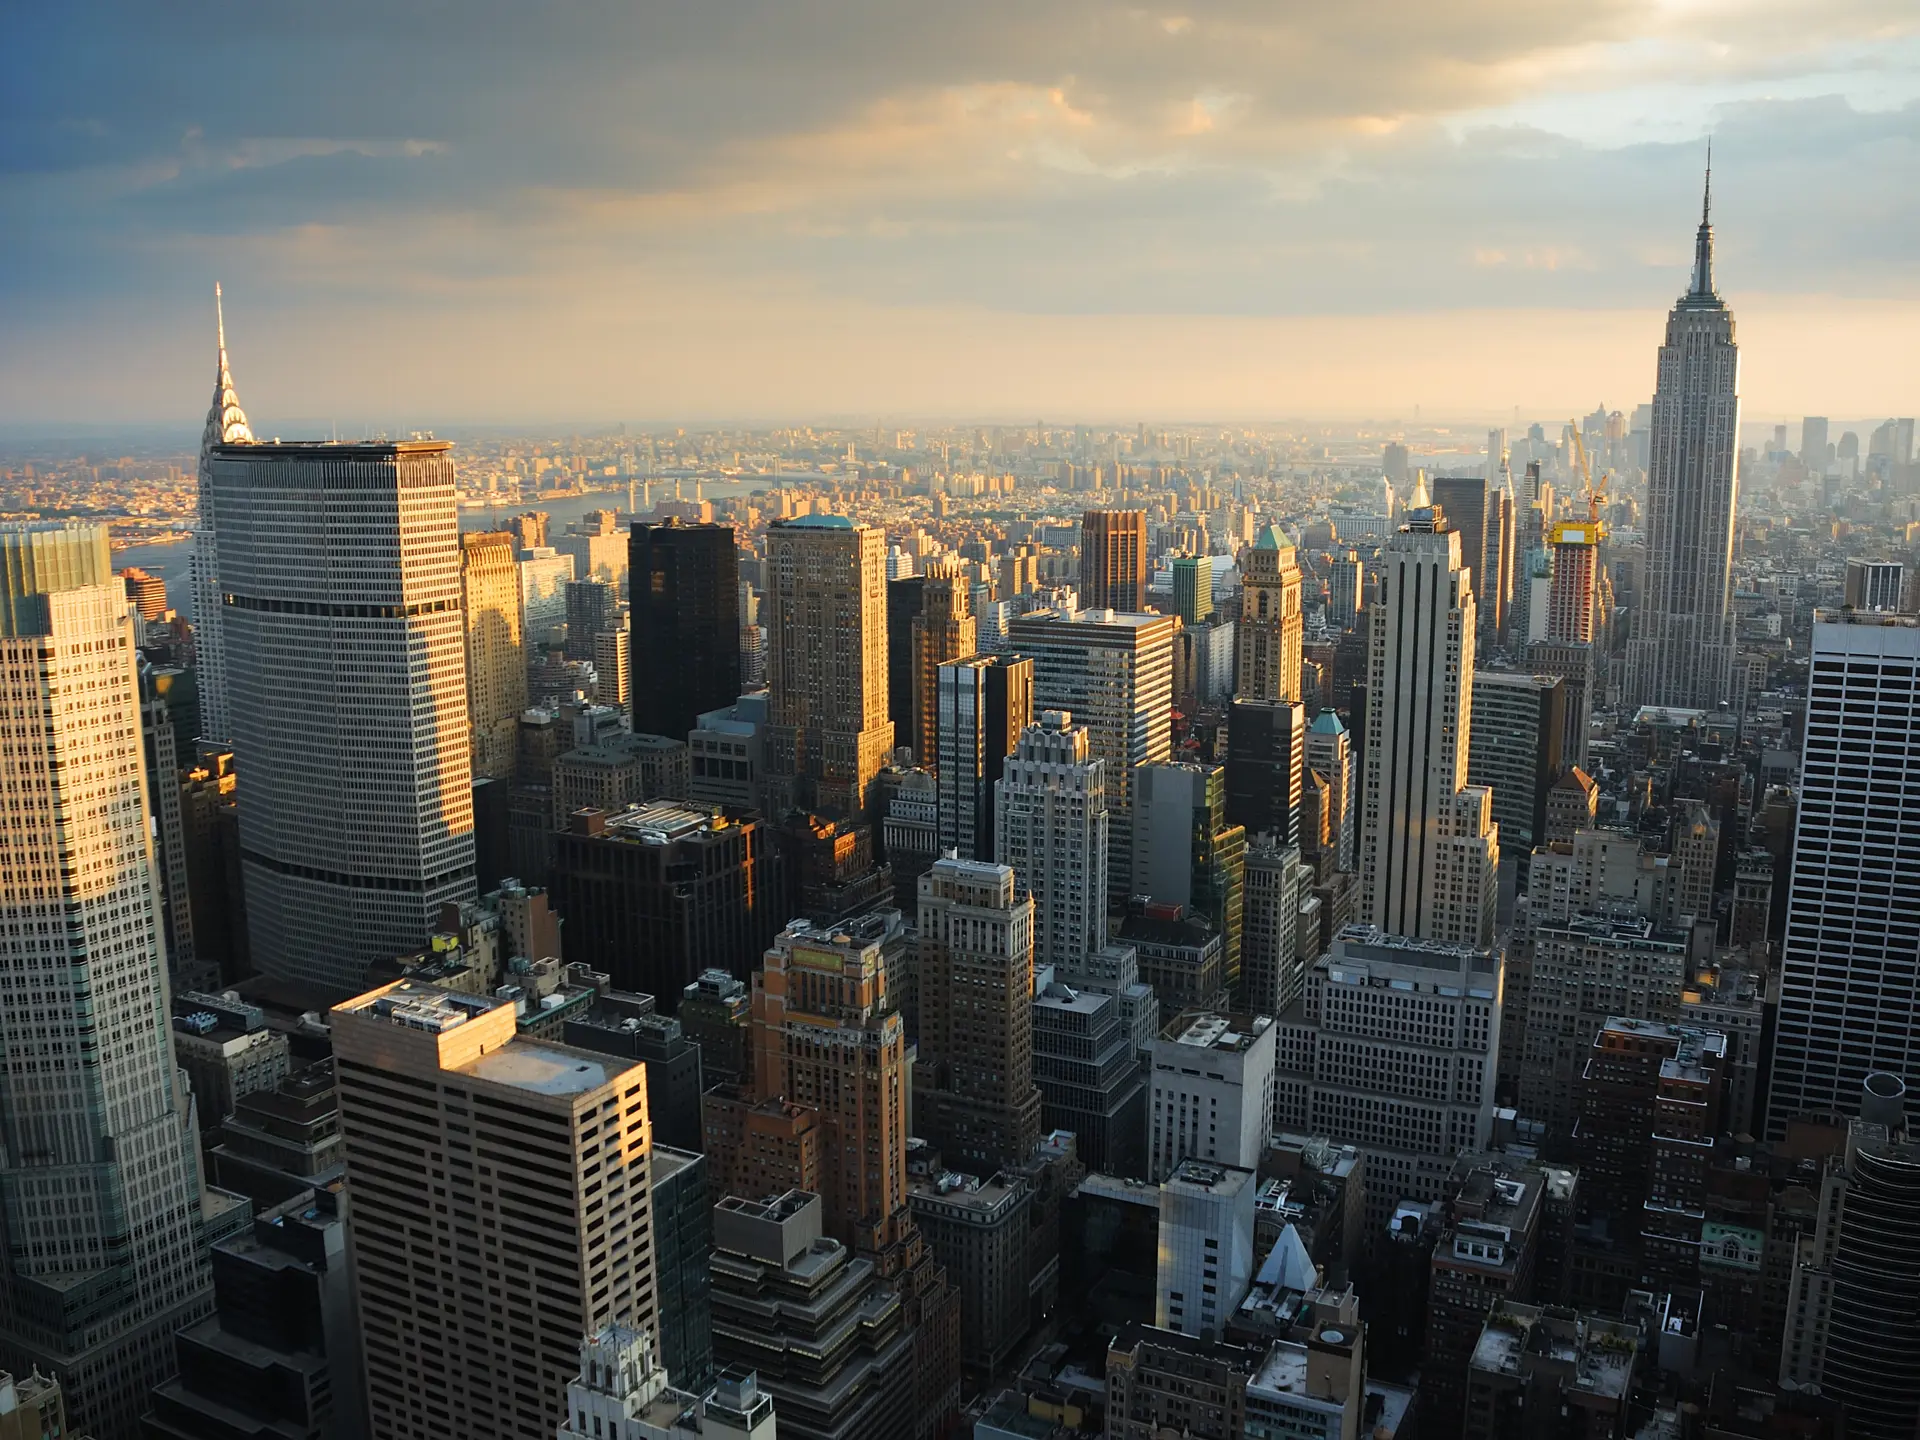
3,0,1917,424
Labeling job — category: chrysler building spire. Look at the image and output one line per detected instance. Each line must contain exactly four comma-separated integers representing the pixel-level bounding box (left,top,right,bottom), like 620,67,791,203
205,281,254,448
193,282,252,747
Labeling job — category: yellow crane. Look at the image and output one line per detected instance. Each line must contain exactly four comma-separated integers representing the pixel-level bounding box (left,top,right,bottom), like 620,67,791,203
1567,419,1609,532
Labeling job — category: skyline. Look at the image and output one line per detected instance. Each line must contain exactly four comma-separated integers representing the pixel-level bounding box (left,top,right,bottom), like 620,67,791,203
4,1,1918,423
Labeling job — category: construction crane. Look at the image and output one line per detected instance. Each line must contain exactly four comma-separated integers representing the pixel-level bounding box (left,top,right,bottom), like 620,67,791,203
1567,419,1609,532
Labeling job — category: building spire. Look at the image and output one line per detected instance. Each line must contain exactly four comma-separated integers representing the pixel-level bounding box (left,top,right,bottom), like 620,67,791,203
203,281,254,450
1689,139,1715,299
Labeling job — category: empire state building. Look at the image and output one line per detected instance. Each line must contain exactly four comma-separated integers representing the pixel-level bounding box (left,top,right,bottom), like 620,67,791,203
1625,165,1742,712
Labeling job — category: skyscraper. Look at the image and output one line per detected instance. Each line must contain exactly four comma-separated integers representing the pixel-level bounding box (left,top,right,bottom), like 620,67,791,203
1134,763,1247,992
749,918,909,1249
914,858,1044,1172
1624,167,1743,711
1357,481,1500,948
1466,671,1565,883
565,577,613,661
1801,416,1830,472
631,520,742,743
1767,614,1920,1134
935,652,1032,861
332,982,656,1439
1078,510,1147,613
1224,697,1305,847
189,283,254,747
1327,550,1363,633
461,530,528,782
0,524,215,1435
207,440,477,993
1430,475,1489,612
1171,554,1213,627
764,516,895,822
994,711,1110,973
1235,526,1303,703
1009,608,1176,900
886,576,927,749
1302,710,1354,873
1781,1079,1920,1440
912,563,976,764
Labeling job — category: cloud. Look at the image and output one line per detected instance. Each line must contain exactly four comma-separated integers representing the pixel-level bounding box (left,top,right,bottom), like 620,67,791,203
1,0,1916,421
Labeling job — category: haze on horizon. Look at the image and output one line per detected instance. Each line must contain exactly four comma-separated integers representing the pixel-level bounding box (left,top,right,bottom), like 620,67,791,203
3,0,1917,428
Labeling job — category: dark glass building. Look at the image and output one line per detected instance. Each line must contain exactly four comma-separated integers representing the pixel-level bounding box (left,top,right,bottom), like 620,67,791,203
1224,697,1306,846
630,520,741,741
886,575,927,750
549,801,780,1007
650,1146,715,1391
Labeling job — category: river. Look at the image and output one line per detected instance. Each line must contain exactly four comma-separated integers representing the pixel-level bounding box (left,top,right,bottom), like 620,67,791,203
117,480,767,620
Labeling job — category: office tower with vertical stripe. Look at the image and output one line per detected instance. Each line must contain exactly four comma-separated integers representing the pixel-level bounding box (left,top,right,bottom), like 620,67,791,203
764,516,895,823
1078,510,1147,613
1357,486,1500,947
461,531,528,782
0,524,215,1437
207,440,477,993
1625,168,1742,711
1767,614,1920,1135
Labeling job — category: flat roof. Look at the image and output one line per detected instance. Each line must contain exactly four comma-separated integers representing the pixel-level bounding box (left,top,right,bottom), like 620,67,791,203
212,439,452,456
458,1042,619,1097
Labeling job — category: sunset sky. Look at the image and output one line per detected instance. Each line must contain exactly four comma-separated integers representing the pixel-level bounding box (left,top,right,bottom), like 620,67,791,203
4,0,1917,427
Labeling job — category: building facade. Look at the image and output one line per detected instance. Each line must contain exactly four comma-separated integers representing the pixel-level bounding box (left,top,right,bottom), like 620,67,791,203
1079,510,1147,613
631,520,743,744
993,712,1109,973
912,564,976,765
1624,176,1743,712
461,530,529,782
1768,615,1920,1133
1009,609,1177,901
764,516,895,822
331,982,656,1440
1272,926,1503,1232
935,653,1032,862
1357,488,1500,948
1236,528,1304,703
207,439,477,993
914,859,1044,1173
0,524,217,1436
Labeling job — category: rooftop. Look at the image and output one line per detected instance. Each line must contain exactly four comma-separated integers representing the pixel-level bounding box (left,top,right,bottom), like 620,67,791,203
1163,1011,1273,1051
458,1042,618,1097
1165,1158,1256,1196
